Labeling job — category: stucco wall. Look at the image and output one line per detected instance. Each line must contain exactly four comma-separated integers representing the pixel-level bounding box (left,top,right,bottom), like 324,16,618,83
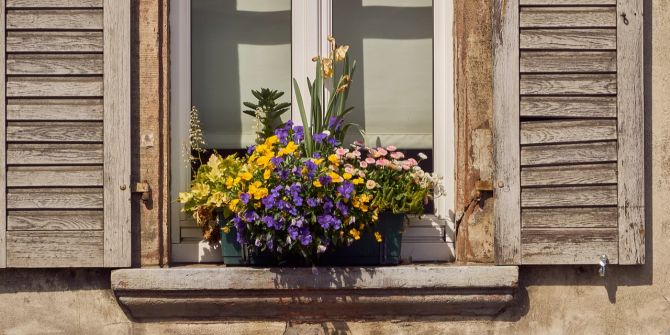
0,0,669,334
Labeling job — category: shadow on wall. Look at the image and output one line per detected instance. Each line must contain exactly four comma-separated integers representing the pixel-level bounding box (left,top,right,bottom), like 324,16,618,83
514,0,655,306
0,269,112,293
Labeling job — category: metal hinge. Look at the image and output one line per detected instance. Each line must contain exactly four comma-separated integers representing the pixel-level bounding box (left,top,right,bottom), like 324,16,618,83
132,181,151,204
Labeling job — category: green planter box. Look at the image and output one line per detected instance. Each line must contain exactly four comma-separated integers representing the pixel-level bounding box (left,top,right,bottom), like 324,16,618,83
220,212,405,266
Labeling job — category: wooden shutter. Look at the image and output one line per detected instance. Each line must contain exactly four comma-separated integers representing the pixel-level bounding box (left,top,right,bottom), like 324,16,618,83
0,0,130,268
493,0,644,265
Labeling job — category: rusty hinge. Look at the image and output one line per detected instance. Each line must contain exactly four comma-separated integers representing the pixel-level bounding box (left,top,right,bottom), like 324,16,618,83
132,181,151,204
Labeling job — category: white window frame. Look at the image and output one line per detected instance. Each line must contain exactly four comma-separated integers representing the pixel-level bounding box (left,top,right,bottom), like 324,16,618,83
170,0,455,263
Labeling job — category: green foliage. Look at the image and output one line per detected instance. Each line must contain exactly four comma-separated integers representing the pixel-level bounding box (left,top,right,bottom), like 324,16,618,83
293,38,359,157
242,88,291,144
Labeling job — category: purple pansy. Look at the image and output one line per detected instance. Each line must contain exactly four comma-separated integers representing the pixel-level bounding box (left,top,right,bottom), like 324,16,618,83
239,193,250,204
336,181,354,200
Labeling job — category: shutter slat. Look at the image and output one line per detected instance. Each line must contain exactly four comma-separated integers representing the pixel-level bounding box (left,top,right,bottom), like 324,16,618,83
520,119,617,145
7,143,103,165
7,166,103,187
520,7,616,28
522,207,618,229
520,29,616,50
7,0,103,7
521,141,617,166
520,0,615,4
6,231,103,267
521,228,618,264
8,210,104,231
520,74,616,95
7,188,103,209
7,9,103,30
520,51,616,73
7,31,103,52
7,99,103,121
7,76,103,97
521,185,617,207
520,96,616,118
521,163,617,186
7,121,103,142
7,54,103,75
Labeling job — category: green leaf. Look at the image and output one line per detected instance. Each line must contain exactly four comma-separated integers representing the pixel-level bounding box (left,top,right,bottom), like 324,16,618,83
293,78,313,155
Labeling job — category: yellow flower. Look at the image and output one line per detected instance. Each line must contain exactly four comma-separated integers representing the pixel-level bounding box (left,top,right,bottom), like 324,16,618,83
352,178,364,185
225,177,234,189
334,45,349,62
313,180,322,188
328,154,340,166
263,169,272,180
222,226,231,234
240,172,253,181
313,158,324,166
264,135,279,146
329,171,343,183
343,172,352,180
372,209,379,222
256,154,274,168
374,232,383,243
322,58,333,78
278,141,298,157
349,228,361,241
228,198,240,211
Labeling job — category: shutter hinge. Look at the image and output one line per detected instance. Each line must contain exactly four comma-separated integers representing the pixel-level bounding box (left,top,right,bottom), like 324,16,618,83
132,181,152,204
598,255,609,277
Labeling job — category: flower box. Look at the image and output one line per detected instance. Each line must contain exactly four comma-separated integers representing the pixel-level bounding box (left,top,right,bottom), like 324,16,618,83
221,212,404,266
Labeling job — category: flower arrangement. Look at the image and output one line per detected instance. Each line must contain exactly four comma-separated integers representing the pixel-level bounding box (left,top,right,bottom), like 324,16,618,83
178,37,442,262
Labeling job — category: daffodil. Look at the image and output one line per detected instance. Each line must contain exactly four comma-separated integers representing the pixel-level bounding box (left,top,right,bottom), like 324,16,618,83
334,45,349,62
322,58,333,78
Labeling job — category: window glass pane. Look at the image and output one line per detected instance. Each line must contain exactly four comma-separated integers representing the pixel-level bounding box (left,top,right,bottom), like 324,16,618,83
333,0,433,150
191,0,291,149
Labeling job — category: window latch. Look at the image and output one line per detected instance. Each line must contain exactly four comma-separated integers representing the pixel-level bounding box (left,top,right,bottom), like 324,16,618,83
598,255,609,277
132,181,152,204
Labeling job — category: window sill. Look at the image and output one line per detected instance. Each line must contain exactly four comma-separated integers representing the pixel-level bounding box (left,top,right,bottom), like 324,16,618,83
111,265,518,320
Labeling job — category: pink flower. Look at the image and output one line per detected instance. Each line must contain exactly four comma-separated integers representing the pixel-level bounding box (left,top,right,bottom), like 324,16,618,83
352,150,361,158
377,148,388,156
390,152,404,160
407,158,418,167
386,145,397,152
370,149,381,158
365,157,375,164
366,180,377,189
376,158,390,167
353,140,364,147
345,152,356,159
359,161,368,168
335,148,348,156
344,165,355,174
402,162,411,170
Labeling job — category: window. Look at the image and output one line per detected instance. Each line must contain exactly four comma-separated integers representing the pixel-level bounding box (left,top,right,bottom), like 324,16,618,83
170,0,455,263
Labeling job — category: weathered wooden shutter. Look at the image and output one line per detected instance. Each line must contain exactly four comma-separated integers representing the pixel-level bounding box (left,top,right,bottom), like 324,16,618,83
493,0,644,265
0,0,130,268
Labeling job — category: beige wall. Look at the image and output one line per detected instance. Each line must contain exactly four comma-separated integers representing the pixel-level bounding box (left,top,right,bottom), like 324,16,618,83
0,1,669,334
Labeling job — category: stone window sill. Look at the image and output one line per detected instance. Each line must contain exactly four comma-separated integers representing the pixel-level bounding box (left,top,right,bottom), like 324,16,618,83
111,265,518,321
